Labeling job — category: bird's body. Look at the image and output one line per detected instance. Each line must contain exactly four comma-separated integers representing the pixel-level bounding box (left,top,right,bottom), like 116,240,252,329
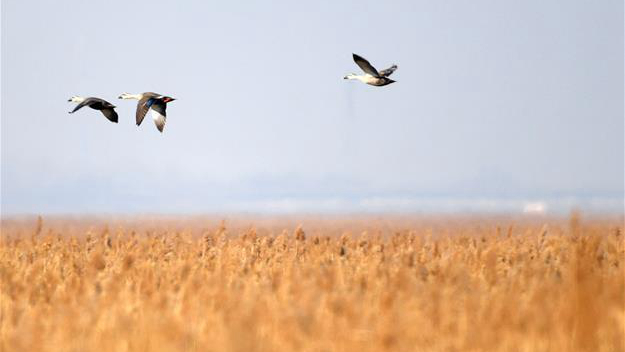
67,96,119,123
118,92,176,133
344,73,393,86
344,54,397,87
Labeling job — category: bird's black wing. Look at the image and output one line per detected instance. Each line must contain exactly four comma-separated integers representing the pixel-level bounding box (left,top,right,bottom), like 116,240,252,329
87,97,117,111
378,65,398,77
68,98,94,114
353,54,380,77
100,108,119,123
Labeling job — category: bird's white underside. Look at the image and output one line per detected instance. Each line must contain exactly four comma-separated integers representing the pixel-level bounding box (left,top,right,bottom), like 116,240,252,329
345,74,378,84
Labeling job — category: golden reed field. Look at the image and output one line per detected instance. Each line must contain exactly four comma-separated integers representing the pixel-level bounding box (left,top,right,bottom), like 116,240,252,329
1,214,623,352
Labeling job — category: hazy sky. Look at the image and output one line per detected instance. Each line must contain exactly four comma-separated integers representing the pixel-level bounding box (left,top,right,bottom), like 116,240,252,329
1,0,623,214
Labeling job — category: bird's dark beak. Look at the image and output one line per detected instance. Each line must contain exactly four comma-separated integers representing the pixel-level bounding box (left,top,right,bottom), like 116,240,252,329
117,95,123,99
67,99,72,102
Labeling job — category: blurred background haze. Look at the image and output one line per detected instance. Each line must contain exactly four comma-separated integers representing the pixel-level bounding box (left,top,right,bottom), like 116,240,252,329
1,0,623,214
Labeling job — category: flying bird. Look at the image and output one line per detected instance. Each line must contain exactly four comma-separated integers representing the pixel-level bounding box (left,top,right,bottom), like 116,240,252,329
118,92,176,133
67,96,119,123
344,53,397,87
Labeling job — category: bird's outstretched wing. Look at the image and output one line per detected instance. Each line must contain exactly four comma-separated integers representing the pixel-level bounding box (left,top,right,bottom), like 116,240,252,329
150,101,167,133
378,65,398,77
68,98,92,114
135,97,152,126
352,54,380,77
100,108,119,123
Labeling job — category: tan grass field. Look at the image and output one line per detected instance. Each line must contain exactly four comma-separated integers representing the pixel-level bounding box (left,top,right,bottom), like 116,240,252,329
1,214,623,352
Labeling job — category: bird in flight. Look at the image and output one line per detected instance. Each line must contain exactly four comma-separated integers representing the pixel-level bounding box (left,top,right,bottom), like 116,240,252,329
67,96,119,123
344,53,397,87
118,92,176,133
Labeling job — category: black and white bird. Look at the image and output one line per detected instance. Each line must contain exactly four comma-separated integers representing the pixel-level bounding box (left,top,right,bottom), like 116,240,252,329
344,54,397,87
67,96,119,123
118,92,176,133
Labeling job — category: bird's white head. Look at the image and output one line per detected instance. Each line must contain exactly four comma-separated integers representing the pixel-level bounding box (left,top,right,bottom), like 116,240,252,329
118,92,142,100
344,73,358,80
68,96,85,103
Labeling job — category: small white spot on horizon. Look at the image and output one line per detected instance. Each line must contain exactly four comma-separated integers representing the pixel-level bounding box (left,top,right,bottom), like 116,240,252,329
523,202,547,214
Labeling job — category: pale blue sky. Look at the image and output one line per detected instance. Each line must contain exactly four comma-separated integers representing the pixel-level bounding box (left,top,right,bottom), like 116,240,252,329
1,0,623,214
